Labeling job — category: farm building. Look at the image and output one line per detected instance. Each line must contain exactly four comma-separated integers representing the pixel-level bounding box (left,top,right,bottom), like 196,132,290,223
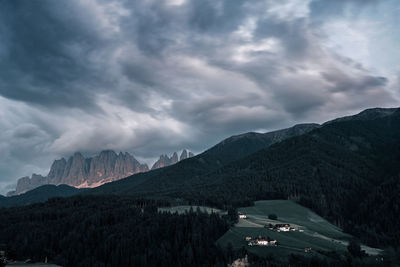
265,223,296,232
276,224,291,231
238,212,247,219
247,236,277,246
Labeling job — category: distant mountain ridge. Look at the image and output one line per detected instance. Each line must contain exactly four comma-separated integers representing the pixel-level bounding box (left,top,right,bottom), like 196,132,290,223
7,150,149,196
8,149,194,196
2,185,81,208
88,123,319,196
151,149,194,170
324,107,398,124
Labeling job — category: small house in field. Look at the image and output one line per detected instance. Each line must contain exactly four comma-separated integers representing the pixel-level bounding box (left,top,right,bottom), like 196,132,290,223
238,212,247,219
272,223,295,232
275,224,290,232
247,236,277,246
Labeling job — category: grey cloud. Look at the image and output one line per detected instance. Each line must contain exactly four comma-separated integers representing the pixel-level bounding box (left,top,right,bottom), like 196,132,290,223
0,0,398,194
254,18,311,58
187,0,247,33
309,0,379,21
12,124,48,139
0,1,110,109
321,71,388,93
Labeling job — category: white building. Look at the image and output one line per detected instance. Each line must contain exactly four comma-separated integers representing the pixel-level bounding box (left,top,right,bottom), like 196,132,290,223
279,226,290,232
248,237,277,246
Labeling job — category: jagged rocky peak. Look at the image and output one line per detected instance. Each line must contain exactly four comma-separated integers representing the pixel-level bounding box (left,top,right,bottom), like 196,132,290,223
88,150,118,183
11,150,151,195
61,152,88,185
47,158,67,184
11,173,48,195
180,149,195,161
171,152,179,164
151,154,170,170
152,149,195,170
114,151,149,177
180,149,188,160
10,148,193,195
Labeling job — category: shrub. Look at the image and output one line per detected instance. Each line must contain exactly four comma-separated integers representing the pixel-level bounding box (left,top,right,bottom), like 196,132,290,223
268,214,278,220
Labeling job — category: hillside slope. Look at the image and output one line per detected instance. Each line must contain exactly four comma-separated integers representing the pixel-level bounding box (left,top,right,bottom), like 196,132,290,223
175,108,400,247
91,108,399,247
90,123,318,195
0,185,81,208
0,123,317,206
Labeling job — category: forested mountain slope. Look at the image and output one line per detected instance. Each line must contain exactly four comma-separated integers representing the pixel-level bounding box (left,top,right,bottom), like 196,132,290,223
0,123,317,206
86,108,400,247
171,108,400,247
89,123,318,195
0,185,81,208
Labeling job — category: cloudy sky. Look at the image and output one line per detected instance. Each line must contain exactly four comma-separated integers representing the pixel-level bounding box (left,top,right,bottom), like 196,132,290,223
0,0,399,194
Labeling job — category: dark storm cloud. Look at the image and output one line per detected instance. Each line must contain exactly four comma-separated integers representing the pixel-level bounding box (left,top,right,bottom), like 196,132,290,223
0,1,111,109
187,0,247,33
0,0,398,194
321,71,388,93
309,0,379,20
254,18,311,58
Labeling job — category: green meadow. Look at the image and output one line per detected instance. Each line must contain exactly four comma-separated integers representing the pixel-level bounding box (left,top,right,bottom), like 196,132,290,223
217,200,381,258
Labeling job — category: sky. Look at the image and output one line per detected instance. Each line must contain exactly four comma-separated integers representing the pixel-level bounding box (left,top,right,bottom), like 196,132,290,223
0,0,399,194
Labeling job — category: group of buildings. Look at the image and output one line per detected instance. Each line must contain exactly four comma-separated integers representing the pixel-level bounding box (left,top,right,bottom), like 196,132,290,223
245,236,278,246
265,223,301,232
237,215,313,253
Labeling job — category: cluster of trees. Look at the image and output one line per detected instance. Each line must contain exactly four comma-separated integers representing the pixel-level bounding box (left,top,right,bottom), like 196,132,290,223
0,196,230,266
268,214,278,220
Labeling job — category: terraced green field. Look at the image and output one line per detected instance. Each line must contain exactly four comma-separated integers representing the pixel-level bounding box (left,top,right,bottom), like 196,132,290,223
217,200,381,258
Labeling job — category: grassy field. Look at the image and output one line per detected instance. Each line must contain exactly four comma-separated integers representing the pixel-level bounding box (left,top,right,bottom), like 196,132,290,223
238,200,349,239
158,205,226,215
217,200,381,258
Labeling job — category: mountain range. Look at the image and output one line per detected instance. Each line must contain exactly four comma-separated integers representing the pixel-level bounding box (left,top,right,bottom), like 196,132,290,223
87,122,319,196
8,149,194,196
1,107,399,248
151,150,194,170
87,107,400,247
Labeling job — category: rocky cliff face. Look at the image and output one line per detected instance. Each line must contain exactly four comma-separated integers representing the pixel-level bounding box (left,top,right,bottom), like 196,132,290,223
151,150,194,170
11,150,150,195
12,174,48,195
11,149,193,195
180,149,188,160
151,155,170,170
